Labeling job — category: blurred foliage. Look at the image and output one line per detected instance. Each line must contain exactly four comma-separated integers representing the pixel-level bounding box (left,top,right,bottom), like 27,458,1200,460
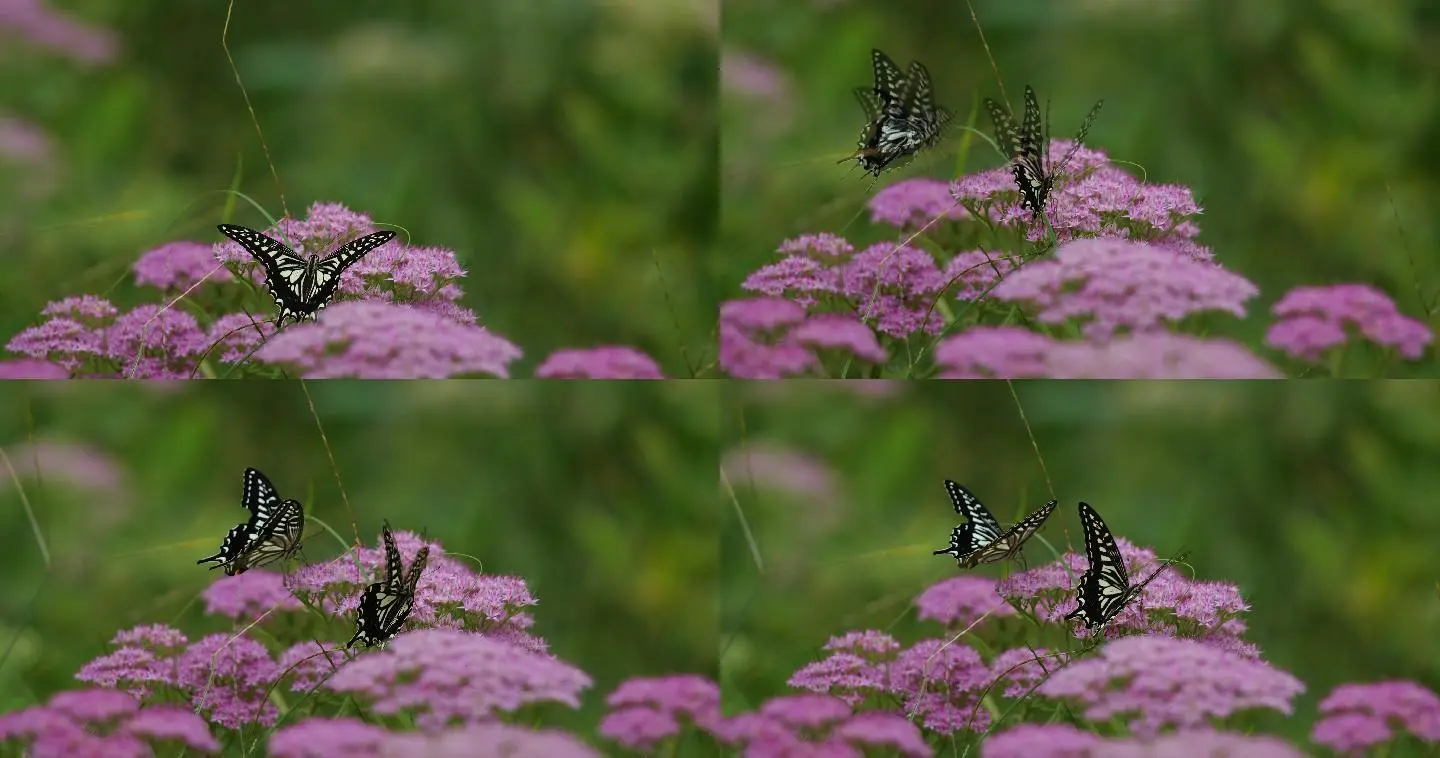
0,0,716,375
721,380,1440,742
721,0,1440,370
0,381,720,736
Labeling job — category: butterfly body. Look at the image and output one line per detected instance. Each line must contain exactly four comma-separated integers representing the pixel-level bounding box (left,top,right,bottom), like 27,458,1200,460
1063,501,1172,630
348,521,429,649
983,85,1104,220
197,468,305,576
844,49,953,178
216,223,396,325
933,480,1056,568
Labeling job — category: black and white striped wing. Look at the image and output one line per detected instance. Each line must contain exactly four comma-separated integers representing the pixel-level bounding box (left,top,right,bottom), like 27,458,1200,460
1065,501,1137,628
197,523,254,573
957,499,1058,568
869,49,909,119
899,60,951,145
347,580,415,649
239,499,305,571
933,481,1006,564
301,231,396,319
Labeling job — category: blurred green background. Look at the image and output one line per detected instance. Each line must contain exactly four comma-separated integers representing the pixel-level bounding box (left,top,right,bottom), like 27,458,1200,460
1,0,716,375
721,381,1440,742
720,0,1440,369
0,381,719,737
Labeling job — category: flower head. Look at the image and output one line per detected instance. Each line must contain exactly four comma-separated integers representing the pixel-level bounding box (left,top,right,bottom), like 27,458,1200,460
980,723,1104,758
1312,680,1440,754
133,242,232,291
990,238,1258,340
200,570,303,621
324,629,592,731
869,178,968,229
1036,635,1304,737
534,346,664,378
1266,283,1432,362
254,301,522,378
176,633,282,728
600,675,721,749
915,575,1015,628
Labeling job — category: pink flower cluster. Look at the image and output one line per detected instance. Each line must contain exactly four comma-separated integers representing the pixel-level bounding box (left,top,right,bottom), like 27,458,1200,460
0,202,670,378
722,142,1432,377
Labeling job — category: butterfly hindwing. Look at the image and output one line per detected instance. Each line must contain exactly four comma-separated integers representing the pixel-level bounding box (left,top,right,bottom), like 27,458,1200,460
957,499,1058,568
196,523,254,573
933,480,1005,563
217,223,395,324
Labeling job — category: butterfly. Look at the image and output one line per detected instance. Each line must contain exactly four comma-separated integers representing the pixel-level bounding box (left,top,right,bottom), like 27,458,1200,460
347,521,429,649
933,480,1058,568
843,49,954,178
197,467,305,576
1063,501,1179,630
983,85,1104,220
216,223,396,325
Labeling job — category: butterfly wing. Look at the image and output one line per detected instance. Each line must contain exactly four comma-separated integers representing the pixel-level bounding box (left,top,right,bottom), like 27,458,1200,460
239,499,305,571
197,523,254,573
379,520,405,587
1065,501,1135,628
300,231,397,318
933,481,1006,564
241,467,283,521
900,60,947,146
870,49,909,119
958,499,1058,568
217,224,315,323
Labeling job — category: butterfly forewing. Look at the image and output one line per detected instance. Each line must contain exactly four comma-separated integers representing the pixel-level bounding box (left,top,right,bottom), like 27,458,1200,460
306,231,397,318
958,499,1058,568
870,49,909,118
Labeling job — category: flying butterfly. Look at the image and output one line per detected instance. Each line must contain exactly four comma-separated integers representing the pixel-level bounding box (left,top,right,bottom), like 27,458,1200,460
1063,501,1182,630
347,521,429,649
197,467,306,576
842,49,954,178
933,480,1057,568
983,85,1104,220
216,223,396,326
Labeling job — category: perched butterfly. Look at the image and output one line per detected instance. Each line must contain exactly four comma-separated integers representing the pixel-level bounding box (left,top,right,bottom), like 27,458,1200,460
933,480,1057,568
1063,501,1179,630
347,521,429,649
216,223,396,325
842,49,954,178
197,467,305,576
983,85,1104,220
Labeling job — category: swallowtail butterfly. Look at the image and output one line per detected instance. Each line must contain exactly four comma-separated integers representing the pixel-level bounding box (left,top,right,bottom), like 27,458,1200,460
933,480,1057,568
347,521,429,649
983,85,1104,219
1063,501,1175,630
197,467,306,576
217,223,396,325
843,49,954,177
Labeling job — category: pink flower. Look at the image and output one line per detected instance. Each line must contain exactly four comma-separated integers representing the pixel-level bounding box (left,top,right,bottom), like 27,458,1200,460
534,346,664,378
1266,283,1432,362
